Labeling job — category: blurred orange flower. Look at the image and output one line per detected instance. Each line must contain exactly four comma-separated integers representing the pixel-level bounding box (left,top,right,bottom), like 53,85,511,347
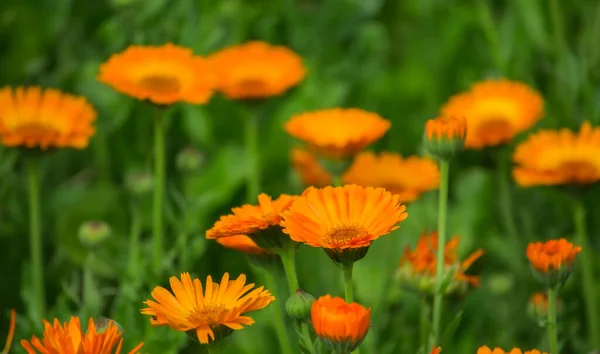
209,41,305,99
526,238,581,273
477,347,547,354
441,79,543,149
291,147,332,187
530,292,548,313
216,234,271,255
284,108,391,158
513,122,600,187
431,347,442,354
311,295,371,353
21,316,143,354
425,116,466,141
98,43,215,105
0,87,96,149
343,151,439,203
141,272,274,344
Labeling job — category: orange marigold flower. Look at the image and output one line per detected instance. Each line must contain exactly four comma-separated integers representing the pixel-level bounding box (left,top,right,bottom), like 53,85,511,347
21,316,143,354
291,147,332,187
209,41,305,99
513,122,600,187
284,108,391,158
98,43,215,105
141,272,275,344
2,309,15,353
216,234,271,255
342,151,439,203
527,238,581,273
477,346,547,354
441,79,544,149
0,87,96,149
311,295,371,353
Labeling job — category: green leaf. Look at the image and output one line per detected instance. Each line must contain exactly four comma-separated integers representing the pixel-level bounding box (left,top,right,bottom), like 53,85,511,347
441,310,463,344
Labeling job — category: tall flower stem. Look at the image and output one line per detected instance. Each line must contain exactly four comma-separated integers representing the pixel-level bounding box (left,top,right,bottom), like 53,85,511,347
26,157,45,317
343,264,354,303
333,174,342,187
261,268,294,354
547,287,559,354
496,150,520,247
152,107,166,274
244,106,260,202
419,296,431,351
431,159,449,346
572,200,600,350
127,205,142,278
280,247,300,293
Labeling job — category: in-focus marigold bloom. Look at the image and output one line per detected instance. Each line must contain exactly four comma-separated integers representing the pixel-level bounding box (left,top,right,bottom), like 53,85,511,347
513,122,600,187
284,108,391,158
343,151,439,203
0,87,96,149
209,41,305,99
477,346,547,354
98,43,215,105
441,79,544,149
2,309,15,353
21,316,143,354
398,231,483,294
141,272,274,344
215,234,271,255
311,295,371,353
527,238,581,273
291,147,332,187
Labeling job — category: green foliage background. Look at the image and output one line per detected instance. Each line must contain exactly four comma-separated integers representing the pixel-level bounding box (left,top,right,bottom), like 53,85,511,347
1,0,600,353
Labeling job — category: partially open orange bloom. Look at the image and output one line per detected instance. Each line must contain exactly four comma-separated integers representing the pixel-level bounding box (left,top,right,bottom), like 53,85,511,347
343,151,439,203
477,346,547,354
209,41,305,99
216,234,271,255
291,147,332,187
513,122,600,187
425,116,466,141
206,193,295,239
311,295,371,353
21,316,143,354
530,292,548,312
141,272,275,344
281,185,407,250
0,87,96,149
441,79,544,149
98,43,215,105
2,309,15,353
527,238,581,273
284,108,391,158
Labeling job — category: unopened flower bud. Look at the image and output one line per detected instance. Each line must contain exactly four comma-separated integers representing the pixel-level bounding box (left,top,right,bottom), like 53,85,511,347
285,289,315,321
78,221,111,248
125,170,153,196
94,317,122,334
424,116,466,160
176,146,205,173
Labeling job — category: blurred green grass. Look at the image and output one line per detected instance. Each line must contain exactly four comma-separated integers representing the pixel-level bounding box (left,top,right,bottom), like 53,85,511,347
1,0,600,353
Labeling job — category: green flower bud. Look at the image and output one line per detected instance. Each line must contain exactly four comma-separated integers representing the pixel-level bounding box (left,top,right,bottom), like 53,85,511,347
424,116,466,160
176,146,205,173
285,289,316,321
78,221,111,248
125,170,153,196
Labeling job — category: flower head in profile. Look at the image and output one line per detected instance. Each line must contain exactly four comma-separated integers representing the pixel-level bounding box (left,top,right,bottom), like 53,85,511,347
527,238,581,288
0,87,96,149
209,41,305,99
98,43,215,105
215,234,271,255
291,147,332,187
311,295,371,353
343,151,439,203
441,79,544,149
477,346,547,354
21,316,143,354
424,116,467,158
513,122,600,187
141,272,275,344
284,108,391,159
281,185,407,265
397,231,483,295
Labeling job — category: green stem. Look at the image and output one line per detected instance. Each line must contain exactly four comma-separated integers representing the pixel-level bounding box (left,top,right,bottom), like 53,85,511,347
496,151,520,247
262,270,294,354
547,287,559,354
244,107,260,203
475,0,505,72
27,158,45,317
300,322,316,353
431,159,449,346
206,343,219,354
152,107,166,274
280,248,300,294
333,174,342,187
127,206,141,278
82,252,99,317
419,296,430,351
573,201,600,350
343,264,354,303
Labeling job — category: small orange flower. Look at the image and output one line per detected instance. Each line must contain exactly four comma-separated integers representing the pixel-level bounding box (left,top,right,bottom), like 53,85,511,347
431,347,442,354
98,43,215,105
0,87,96,149
209,41,305,99
291,147,332,187
216,234,271,255
477,346,547,354
526,238,581,273
141,272,275,344
21,316,143,354
441,79,544,149
425,116,467,141
284,108,391,158
2,309,15,353
513,122,600,187
343,151,439,203
311,295,371,353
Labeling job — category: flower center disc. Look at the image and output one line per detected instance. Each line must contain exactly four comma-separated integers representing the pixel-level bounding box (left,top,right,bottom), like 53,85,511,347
558,160,598,182
13,122,59,137
238,78,268,93
326,225,368,245
188,305,225,325
139,75,181,94
476,118,513,143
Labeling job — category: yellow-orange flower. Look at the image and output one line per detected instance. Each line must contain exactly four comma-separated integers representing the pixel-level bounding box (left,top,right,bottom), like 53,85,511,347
311,295,371,353
21,316,143,354
526,238,581,273
0,87,96,149
425,116,467,141
343,151,439,203
284,108,391,158
98,43,215,105
291,147,332,187
477,346,547,354
209,41,305,99
441,79,544,149
2,309,15,353
141,272,275,344
513,122,600,187
215,234,271,255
